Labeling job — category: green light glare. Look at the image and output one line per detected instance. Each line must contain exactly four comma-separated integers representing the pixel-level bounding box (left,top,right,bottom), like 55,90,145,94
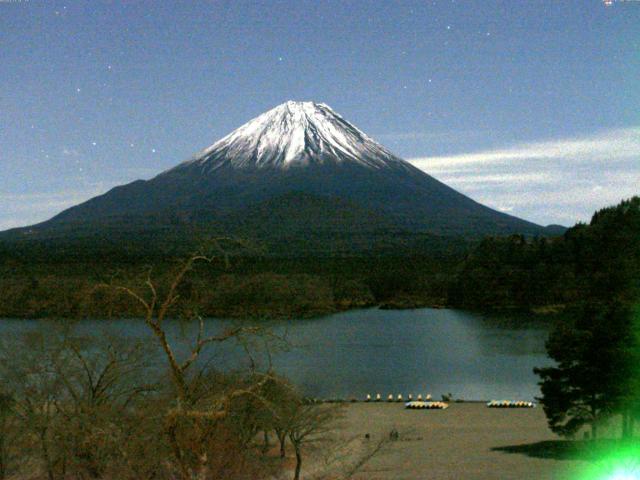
576,304,640,480
608,462,639,480
609,471,638,480
575,442,640,480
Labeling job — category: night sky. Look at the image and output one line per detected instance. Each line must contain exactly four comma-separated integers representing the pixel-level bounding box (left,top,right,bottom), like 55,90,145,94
1,0,638,229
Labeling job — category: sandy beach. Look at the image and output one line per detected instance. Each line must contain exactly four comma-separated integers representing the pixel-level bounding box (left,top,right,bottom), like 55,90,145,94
333,402,586,480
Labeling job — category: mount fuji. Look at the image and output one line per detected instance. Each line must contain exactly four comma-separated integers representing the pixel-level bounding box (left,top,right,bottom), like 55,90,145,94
4,101,556,254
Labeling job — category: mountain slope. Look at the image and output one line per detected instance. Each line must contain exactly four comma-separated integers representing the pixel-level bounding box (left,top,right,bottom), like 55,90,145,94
2,101,554,254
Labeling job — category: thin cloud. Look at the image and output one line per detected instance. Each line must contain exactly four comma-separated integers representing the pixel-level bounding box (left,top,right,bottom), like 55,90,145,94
410,127,640,171
438,172,554,185
408,126,640,226
376,129,489,143
0,183,117,230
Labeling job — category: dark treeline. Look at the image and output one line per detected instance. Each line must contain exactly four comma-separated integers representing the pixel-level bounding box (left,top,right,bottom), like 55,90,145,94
0,246,462,320
1,197,638,321
451,196,640,313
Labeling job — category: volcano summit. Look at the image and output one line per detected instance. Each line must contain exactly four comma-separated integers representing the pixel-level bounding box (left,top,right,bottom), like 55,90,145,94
4,101,553,254
180,100,409,171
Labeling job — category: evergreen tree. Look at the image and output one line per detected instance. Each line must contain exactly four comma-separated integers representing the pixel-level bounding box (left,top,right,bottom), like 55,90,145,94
534,302,634,439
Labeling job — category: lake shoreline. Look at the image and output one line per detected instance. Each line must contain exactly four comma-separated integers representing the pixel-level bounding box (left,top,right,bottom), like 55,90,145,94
0,299,563,325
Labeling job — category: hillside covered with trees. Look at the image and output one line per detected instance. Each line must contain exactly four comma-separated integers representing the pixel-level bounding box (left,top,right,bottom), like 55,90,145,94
450,196,640,314
0,197,637,321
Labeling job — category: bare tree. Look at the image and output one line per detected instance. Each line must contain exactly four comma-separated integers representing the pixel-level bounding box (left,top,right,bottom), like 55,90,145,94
285,402,340,480
0,330,69,480
104,243,258,405
269,396,389,480
54,332,156,478
103,243,285,480
0,327,158,480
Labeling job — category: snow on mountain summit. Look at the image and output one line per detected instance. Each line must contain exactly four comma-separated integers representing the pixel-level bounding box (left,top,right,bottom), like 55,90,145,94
181,101,408,171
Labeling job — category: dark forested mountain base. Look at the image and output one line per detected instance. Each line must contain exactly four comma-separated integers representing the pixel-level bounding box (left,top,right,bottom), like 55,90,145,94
0,197,636,321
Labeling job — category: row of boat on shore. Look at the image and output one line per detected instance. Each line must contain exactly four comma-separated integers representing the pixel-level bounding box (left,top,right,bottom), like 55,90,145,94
365,393,433,402
363,394,535,409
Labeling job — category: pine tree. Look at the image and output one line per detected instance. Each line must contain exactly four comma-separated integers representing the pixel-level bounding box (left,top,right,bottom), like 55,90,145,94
534,302,634,439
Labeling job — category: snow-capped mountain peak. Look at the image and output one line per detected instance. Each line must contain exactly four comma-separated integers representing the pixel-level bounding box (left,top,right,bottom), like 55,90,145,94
183,101,408,171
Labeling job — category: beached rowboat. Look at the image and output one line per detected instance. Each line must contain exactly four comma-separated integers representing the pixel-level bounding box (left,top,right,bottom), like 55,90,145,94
405,401,449,410
486,400,535,408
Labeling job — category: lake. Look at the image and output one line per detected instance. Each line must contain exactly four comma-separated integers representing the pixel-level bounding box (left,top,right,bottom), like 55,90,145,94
0,308,551,401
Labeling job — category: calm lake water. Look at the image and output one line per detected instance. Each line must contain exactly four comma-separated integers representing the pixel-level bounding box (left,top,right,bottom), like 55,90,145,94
0,308,551,401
